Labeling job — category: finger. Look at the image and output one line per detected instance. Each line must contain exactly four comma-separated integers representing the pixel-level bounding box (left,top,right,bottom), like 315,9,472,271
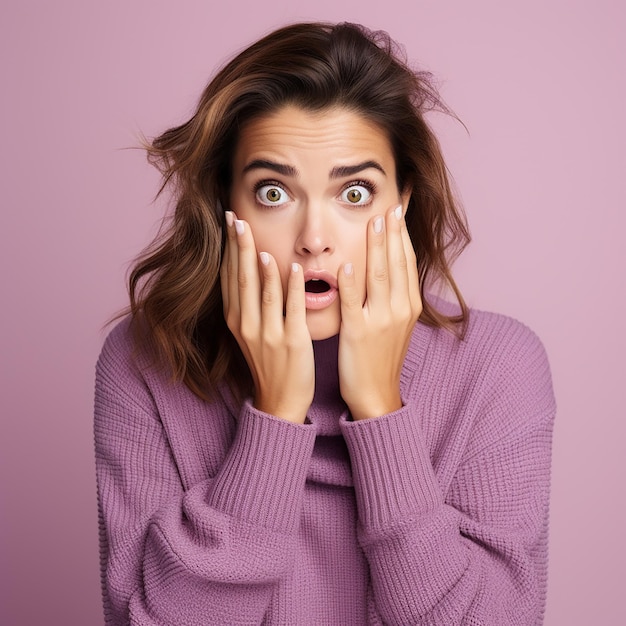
385,204,410,306
337,261,364,329
234,219,261,337
283,263,308,339
399,213,422,315
258,251,284,341
220,211,238,319
365,214,390,309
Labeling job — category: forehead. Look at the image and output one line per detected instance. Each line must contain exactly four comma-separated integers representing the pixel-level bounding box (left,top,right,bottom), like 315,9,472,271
233,105,395,171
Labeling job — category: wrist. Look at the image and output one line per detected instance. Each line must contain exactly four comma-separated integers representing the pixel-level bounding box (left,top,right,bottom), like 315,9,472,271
254,396,310,424
347,393,403,421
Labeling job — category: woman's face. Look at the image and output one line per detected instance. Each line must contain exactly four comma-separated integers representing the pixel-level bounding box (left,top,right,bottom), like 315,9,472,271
230,105,409,340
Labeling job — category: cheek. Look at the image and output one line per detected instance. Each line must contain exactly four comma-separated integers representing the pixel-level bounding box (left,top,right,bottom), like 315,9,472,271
243,213,280,252
246,219,293,287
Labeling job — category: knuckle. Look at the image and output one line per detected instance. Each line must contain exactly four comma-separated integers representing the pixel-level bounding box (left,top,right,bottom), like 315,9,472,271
261,288,278,306
394,300,412,318
239,323,257,344
237,272,249,289
224,262,236,280
343,292,362,309
285,335,301,351
371,267,388,282
261,328,281,349
284,298,301,316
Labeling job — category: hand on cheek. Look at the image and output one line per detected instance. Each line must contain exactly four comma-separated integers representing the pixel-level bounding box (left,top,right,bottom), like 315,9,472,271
337,205,422,421
220,211,315,424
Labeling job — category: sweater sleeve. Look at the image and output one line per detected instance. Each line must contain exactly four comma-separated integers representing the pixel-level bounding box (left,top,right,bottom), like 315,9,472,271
94,326,316,626
340,325,556,625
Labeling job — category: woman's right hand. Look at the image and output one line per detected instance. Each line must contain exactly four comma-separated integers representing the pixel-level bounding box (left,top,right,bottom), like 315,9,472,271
221,211,315,424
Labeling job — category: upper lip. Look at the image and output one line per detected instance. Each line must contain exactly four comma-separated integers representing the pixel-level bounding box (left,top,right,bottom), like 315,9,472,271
303,268,338,289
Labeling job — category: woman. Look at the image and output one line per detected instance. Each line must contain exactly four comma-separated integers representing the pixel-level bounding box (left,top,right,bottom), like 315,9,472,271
95,22,556,625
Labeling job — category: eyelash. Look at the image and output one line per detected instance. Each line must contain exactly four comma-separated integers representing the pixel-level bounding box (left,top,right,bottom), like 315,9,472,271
341,180,377,207
252,179,378,208
253,179,288,208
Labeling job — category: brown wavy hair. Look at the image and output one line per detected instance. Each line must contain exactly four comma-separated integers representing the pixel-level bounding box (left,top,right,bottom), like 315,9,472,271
126,21,470,401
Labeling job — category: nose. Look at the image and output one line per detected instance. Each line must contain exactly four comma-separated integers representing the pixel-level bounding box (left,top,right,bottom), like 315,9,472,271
294,204,335,257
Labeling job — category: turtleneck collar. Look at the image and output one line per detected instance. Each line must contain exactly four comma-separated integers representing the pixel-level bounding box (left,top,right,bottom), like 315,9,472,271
306,321,434,487
308,334,348,437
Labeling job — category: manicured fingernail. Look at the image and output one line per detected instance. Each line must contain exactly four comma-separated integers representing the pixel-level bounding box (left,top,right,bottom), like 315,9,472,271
394,205,403,220
374,216,384,234
225,211,234,227
292,263,299,273
344,262,353,276
235,220,244,235
260,252,270,266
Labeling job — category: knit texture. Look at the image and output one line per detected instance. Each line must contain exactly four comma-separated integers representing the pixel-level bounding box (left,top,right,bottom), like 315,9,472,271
94,306,555,625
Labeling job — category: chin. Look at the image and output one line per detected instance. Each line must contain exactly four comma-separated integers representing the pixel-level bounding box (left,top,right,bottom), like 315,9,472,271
305,310,340,341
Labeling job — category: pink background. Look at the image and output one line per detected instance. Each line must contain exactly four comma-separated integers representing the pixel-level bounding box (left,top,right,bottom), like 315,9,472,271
1,1,624,624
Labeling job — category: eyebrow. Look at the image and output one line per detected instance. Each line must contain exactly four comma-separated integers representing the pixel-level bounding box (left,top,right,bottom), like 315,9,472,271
242,159,297,177
241,159,387,179
329,161,387,179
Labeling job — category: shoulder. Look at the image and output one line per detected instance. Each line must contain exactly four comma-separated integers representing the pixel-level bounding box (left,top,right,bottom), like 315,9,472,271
96,316,143,384
95,317,190,435
410,297,555,445
423,296,552,382
465,306,553,404
95,316,161,412
96,316,170,404
95,317,234,422
408,298,556,462
98,316,134,363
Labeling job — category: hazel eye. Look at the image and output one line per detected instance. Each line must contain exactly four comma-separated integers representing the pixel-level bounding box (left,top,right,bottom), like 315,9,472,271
341,185,372,205
256,185,289,206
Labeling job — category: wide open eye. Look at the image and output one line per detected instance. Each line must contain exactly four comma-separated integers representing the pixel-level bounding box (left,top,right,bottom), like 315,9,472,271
255,184,289,206
340,184,372,206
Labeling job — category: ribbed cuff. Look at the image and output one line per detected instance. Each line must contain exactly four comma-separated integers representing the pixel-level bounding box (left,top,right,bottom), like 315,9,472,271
340,406,443,530
208,400,316,532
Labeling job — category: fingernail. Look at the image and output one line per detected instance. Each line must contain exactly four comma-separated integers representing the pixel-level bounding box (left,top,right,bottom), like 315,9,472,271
374,216,384,234
394,205,403,220
344,262,353,276
235,220,244,235
225,211,234,227
292,263,299,273
260,252,270,266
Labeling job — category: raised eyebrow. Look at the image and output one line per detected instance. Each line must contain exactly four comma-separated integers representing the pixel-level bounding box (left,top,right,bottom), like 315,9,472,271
242,159,298,177
329,161,387,179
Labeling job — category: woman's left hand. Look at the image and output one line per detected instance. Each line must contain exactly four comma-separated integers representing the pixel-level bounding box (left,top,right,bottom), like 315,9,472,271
337,204,422,421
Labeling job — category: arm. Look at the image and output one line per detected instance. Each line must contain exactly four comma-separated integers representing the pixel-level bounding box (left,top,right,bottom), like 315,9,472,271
340,329,555,625
96,208,318,624
336,203,555,623
95,327,316,625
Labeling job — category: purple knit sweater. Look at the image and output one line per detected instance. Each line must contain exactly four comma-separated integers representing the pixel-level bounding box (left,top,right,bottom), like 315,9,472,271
94,307,555,625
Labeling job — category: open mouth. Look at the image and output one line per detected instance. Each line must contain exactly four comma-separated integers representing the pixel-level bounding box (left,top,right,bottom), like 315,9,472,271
305,279,331,293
